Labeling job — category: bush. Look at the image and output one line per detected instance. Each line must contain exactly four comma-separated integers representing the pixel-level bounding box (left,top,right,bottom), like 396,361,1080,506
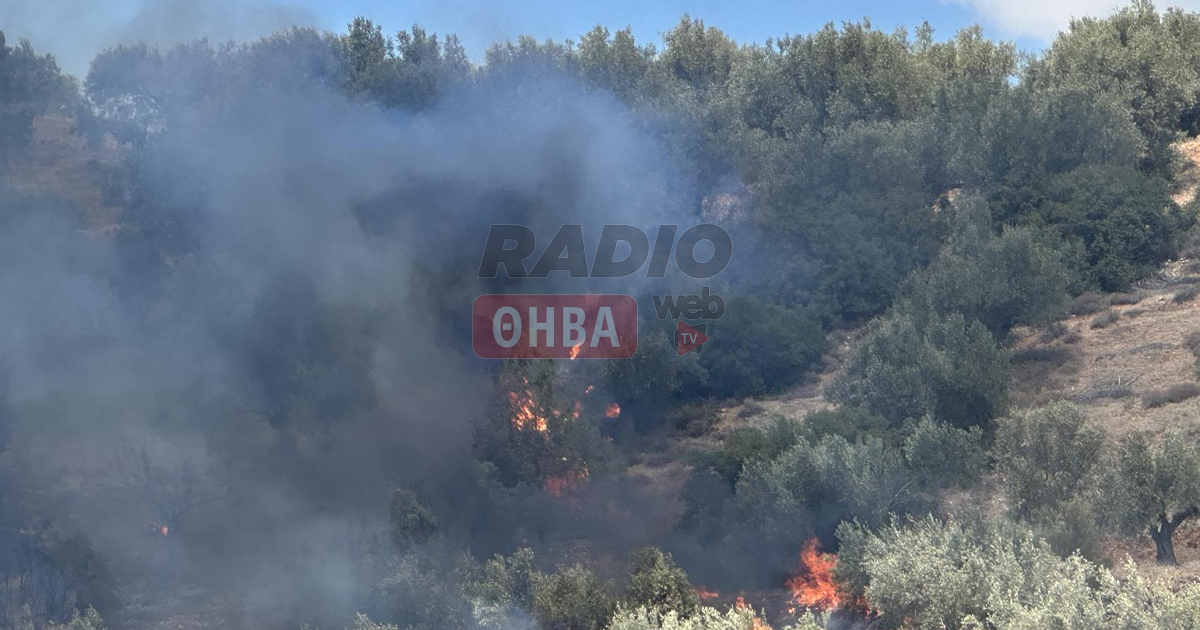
906,207,1070,338
389,489,439,550
993,402,1105,517
534,565,615,630
624,548,699,618
604,324,705,412
45,608,107,630
827,311,1011,430
1089,310,1119,328
1142,383,1200,408
699,297,825,397
902,416,986,488
1069,292,1110,316
705,416,805,485
835,515,1200,630
605,605,822,630
801,406,895,445
1174,285,1200,303
1109,291,1143,305
1036,165,1190,290
347,614,399,630
736,434,912,531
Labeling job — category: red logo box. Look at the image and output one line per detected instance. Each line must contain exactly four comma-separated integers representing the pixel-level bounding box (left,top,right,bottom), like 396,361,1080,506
473,295,638,359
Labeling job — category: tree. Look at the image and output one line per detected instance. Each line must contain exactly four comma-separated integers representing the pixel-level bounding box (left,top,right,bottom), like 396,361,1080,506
533,565,615,630
736,434,913,532
606,605,823,630
698,297,825,397
1036,0,1200,173
389,489,439,550
0,32,76,155
993,402,1106,518
905,196,1071,338
836,516,1200,630
1107,432,1200,565
827,311,1010,430
624,548,699,618
903,416,986,488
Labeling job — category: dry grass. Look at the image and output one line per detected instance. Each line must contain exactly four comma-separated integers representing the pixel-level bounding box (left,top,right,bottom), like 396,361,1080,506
1009,281,1200,438
4,115,127,233
1090,310,1121,329
1143,383,1200,408
1174,135,1200,206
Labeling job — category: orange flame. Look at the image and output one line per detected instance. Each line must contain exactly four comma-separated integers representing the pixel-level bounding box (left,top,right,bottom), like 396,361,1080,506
543,467,589,496
584,384,594,394
569,343,583,360
161,525,169,537
506,384,548,432
605,403,621,419
695,586,720,600
735,597,772,630
786,539,841,611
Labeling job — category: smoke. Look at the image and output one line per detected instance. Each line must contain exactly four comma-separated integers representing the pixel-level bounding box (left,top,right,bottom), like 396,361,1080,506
0,30,707,625
0,0,321,75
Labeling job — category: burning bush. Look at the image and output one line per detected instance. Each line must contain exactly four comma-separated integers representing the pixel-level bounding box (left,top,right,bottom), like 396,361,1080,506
474,360,616,490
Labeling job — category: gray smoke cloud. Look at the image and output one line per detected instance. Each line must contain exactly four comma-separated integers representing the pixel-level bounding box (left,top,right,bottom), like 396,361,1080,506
0,0,321,75
0,38,698,625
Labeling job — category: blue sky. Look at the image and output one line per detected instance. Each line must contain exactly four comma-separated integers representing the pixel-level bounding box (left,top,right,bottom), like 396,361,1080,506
311,0,1047,58
2,0,1178,74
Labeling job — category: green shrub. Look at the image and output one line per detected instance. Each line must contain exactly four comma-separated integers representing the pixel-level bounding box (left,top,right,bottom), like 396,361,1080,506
836,515,1200,630
801,406,894,445
389,489,439,550
705,416,805,485
827,311,1010,430
993,402,1105,518
906,205,1070,338
736,435,912,531
534,565,615,630
902,416,986,488
699,296,825,397
45,608,107,630
624,548,699,618
605,605,824,630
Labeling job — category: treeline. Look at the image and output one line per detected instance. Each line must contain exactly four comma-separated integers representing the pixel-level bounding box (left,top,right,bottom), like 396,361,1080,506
2,2,1200,630
3,2,1200,401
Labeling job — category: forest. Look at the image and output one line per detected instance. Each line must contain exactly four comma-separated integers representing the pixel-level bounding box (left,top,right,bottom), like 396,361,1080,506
4,1,1200,628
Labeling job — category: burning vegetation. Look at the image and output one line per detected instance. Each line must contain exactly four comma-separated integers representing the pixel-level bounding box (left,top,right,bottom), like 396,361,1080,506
9,2,1200,630
786,539,843,612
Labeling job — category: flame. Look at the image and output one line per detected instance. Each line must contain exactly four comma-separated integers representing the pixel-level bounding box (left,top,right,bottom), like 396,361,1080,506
584,384,594,394
786,539,841,611
506,385,548,432
735,597,772,630
695,586,720,600
161,525,169,537
543,467,589,496
605,403,621,419
569,343,583,360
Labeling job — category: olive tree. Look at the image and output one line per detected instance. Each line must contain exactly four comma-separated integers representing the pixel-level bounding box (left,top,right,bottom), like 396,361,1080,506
1107,432,1200,565
993,402,1106,517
